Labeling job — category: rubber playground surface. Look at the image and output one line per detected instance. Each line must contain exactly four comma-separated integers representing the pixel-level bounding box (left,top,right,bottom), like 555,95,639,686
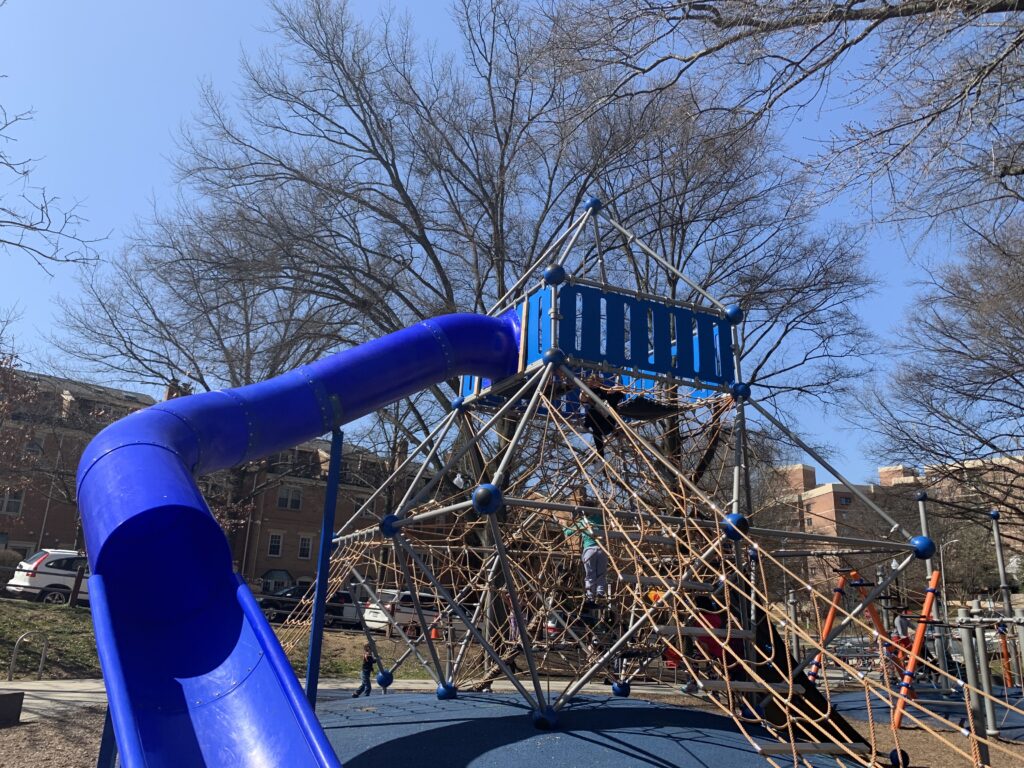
831,687,1024,743
314,692,840,768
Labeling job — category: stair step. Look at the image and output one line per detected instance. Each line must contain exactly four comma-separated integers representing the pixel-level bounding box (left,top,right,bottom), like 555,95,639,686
656,625,754,639
617,575,718,591
698,680,806,695
756,742,870,756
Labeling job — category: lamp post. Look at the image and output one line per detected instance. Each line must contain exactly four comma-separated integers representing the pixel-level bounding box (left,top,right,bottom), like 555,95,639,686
939,539,959,625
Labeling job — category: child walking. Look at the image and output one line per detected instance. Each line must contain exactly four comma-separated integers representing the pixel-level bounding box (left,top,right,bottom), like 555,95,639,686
352,644,374,697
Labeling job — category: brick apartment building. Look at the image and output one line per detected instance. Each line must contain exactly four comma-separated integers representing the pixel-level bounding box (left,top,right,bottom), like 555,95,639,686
224,439,428,593
0,370,154,556
2,369,428,593
772,463,1023,591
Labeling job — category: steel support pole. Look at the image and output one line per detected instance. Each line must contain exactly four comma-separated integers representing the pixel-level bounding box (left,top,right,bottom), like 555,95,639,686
1016,608,1024,689
395,537,539,709
787,589,801,661
970,600,999,737
305,428,343,709
95,707,117,768
958,608,991,766
990,511,1022,684
917,495,950,676
333,410,459,538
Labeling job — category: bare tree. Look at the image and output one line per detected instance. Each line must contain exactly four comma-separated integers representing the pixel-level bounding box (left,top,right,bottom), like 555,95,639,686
52,202,348,393
550,1,1024,229
55,0,875,490
0,307,38,496
0,2,98,271
864,224,1024,537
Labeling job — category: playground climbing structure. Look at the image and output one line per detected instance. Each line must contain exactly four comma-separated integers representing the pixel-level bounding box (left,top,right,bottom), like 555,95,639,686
80,196,1024,767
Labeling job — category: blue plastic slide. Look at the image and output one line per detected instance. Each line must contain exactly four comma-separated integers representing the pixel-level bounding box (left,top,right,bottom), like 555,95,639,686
77,313,521,767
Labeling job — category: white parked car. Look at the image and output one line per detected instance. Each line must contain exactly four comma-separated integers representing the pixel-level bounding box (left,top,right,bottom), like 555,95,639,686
5,549,90,605
360,589,443,635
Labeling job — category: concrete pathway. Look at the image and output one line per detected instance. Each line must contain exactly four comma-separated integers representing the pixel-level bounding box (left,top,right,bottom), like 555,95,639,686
0,676,685,723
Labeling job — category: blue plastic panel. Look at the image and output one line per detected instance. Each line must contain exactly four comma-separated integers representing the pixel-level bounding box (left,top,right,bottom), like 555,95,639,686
557,284,735,387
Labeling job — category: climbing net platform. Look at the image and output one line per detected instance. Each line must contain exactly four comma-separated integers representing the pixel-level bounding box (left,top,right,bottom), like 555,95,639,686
275,199,1024,767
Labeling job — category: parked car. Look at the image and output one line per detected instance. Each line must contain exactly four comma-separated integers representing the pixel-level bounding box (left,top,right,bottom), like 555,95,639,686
361,589,443,635
4,549,90,605
257,585,358,627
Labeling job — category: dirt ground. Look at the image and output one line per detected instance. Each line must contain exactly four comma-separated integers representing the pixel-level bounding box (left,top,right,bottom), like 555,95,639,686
0,704,106,768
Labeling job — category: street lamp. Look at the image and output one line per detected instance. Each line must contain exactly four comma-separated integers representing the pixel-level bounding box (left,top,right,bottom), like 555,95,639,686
939,539,960,625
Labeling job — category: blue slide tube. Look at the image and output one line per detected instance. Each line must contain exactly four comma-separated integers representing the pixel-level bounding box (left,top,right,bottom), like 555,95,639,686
76,312,520,767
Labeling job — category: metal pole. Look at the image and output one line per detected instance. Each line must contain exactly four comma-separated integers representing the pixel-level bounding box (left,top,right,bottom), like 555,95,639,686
916,493,948,675
939,541,958,626
305,428,343,709
989,510,1022,684
787,589,800,660
970,599,999,737
876,565,890,635
958,608,991,766
1015,607,1024,690
395,537,539,709
95,707,117,768
333,409,460,538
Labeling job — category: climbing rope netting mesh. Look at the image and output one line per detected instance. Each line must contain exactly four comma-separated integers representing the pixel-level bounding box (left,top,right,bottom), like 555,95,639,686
274,373,1024,767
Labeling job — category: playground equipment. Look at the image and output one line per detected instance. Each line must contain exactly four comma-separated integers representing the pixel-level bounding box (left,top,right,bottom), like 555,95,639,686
79,197,1024,767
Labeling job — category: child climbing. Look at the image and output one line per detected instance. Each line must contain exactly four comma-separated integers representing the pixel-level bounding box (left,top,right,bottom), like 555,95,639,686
580,374,624,458
352,644,374,697
563,490,607,606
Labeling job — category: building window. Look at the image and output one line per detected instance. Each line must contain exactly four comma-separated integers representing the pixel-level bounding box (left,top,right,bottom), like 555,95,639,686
804,516,813,527
298,535,312,560
1,489,24,516
839,496,852,505
277,486,302,510
268,532,283,557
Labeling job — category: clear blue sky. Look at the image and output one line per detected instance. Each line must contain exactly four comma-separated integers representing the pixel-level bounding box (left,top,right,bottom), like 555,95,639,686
0,0,931,485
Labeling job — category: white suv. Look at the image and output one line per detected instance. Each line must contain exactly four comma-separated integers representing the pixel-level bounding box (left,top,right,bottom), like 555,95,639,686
361,589,443,635
5,549,90,605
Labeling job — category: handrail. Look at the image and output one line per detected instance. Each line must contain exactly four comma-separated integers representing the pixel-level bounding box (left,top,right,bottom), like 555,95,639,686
7,630,48,681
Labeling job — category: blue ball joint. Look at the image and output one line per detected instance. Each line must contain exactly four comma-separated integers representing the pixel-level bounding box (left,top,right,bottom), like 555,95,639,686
450,396,465,411
889,748,910,768
532,706,558,730
914,490,928,502
611,681,631,697
725,305,744,324
722,512,750,541
376,670,394,689
436,683,458,700
542,347,566,366
379,514,401,538
730,381,751,401
909,535,935,560
582,196,603,213
989,509,1001,520
543,264,566,285
472,483,504,515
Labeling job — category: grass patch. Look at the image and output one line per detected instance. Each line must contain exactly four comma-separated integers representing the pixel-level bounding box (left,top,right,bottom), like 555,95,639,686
0,598,100,679
1,598,433,682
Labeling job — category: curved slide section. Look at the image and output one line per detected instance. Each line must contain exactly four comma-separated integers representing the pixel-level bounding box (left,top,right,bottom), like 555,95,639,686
77,313,521,767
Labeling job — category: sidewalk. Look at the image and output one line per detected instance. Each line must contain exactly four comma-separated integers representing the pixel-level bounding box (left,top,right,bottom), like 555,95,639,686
0,676,685,722
0,679,106,722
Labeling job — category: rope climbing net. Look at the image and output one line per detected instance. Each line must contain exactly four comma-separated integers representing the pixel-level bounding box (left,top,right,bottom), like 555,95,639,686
274,201,1022,767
